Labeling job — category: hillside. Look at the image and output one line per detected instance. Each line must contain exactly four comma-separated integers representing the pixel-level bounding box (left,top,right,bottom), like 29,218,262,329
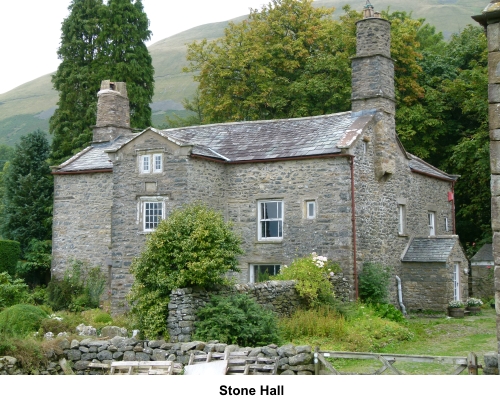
0,0,486,147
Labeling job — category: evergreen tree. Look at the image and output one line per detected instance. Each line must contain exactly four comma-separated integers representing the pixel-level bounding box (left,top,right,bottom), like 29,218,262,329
50,0,105,163
1,130,53,254
99,0,154,129
50,0,154,164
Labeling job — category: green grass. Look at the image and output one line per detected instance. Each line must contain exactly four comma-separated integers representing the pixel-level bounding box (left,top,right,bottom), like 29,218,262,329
315,308,497,375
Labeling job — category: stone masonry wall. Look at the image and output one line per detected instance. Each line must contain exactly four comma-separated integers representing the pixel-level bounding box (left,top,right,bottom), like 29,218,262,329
224,157,354,284
167,276,351,343
51,172,112,286
353,119,455,306
0,338,315,376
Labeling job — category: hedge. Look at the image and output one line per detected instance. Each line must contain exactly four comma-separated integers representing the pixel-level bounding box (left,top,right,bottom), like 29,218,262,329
0,240,21,276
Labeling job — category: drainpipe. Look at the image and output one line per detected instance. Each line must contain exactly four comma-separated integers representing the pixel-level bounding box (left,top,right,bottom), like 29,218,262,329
350,155,358,299
395,275,407,315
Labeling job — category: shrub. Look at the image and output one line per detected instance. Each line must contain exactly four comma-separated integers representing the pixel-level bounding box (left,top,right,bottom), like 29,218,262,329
0,272,32,308
47,260,106,311
129,203,243,339
194,294,280,346
0,240,21,276
16,239,52,286
0,304,48,337
358,262,392,304
371,303,407,324
272,253,337,307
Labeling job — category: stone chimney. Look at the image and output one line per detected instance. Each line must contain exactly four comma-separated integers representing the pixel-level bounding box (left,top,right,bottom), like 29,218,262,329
351,1,396,179
472,0,500,368
92,80,131,143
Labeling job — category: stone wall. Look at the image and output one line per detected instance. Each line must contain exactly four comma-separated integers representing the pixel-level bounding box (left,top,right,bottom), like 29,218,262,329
0,338,314,376
471,265,495,298
51,172,113,284
168,276,351,343
224,157,354,284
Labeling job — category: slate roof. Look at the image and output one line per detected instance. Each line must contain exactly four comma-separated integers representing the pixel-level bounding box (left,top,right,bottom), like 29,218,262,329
52,111,456,181
470,243,493,263
52,134,135,173
402,237,458,262
159,111,357,162
408,154,456,182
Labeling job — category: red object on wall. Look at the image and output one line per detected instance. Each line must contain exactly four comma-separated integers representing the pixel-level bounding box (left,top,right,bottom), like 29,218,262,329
448,191,454,201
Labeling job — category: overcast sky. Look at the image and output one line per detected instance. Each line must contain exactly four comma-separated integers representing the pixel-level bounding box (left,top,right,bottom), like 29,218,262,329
0,0,270,95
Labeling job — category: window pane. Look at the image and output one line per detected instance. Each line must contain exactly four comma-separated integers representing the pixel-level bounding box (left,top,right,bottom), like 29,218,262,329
268,220,280,237
154,154,162,171
254,264,281,282
142,156,150,172
308,202,315,218
144,202,162,230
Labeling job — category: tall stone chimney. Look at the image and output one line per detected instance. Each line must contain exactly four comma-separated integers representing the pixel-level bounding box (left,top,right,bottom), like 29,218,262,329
92,80,131,143
352,1,396,179
472,0,500,369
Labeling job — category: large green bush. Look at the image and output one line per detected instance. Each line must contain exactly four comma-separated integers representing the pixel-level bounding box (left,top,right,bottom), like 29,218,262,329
358,262,392,304
194,294,280,346
0,240,21,276
129,203,243,339
0,304,48,337
272,253,338,307
0,272,32,308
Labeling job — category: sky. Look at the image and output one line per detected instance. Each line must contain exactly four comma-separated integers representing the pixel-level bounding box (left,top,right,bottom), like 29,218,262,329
0,0,270,95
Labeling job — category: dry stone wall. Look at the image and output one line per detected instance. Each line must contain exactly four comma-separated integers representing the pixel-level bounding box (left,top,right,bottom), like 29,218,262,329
167,277,351,343
0,338,314,375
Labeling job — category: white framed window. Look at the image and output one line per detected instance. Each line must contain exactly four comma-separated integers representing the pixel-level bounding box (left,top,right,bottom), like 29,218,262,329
398,204,406,235
138,197,166,232
428,211,436,236
140,155,150,173
250,264,281,283
139,153,163,174
306,201,316,219
153,153,163,173
258,200,283,240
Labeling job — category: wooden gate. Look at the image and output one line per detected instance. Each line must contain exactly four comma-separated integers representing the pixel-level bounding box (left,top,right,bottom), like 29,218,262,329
314,348,480,375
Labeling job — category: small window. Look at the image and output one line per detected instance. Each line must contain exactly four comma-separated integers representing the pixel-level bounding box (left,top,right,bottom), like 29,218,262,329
139,153,162,173
153,153,162,173
428,211,436,236
363,141,368,154
143,201,163,231
250,264,281,283
445,217,449,232
258,201,283,240
307,201,316,219
141,155,150,173
398,204,406,235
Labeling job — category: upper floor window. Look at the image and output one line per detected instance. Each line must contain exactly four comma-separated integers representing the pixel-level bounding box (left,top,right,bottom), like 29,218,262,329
139,153,162,174
144,201,163,231
258,200,283,240
445,217,450,232
428,211,436,236
398,204,406,235
306,201,316,219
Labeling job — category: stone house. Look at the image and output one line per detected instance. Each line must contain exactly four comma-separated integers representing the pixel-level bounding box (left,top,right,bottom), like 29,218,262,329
51,7,468,313
470,243,494,299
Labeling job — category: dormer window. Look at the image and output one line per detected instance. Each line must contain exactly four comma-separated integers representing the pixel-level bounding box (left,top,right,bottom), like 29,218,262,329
139,153,163,174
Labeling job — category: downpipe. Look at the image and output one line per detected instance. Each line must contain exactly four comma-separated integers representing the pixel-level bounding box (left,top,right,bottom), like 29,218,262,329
395,275,407,316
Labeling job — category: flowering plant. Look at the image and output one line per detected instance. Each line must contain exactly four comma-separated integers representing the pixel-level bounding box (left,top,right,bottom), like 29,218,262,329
466,297,483,307
448,300,465,308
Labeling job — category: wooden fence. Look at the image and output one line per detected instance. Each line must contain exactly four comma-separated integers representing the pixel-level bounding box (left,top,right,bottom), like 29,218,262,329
314,348,480,375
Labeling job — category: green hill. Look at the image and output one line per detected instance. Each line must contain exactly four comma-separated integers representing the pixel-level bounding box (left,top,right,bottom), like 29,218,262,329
0,0,486,147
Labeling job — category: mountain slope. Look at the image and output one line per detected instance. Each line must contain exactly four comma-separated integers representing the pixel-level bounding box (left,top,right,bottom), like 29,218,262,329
0,0,486,147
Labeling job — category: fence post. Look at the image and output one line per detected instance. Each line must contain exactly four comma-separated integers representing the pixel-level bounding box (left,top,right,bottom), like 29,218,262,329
314,347,320,375
468,352,478,375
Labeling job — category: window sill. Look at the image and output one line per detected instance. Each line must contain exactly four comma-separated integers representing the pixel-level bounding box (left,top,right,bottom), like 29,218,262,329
255,239,283,244
398,233,409,237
